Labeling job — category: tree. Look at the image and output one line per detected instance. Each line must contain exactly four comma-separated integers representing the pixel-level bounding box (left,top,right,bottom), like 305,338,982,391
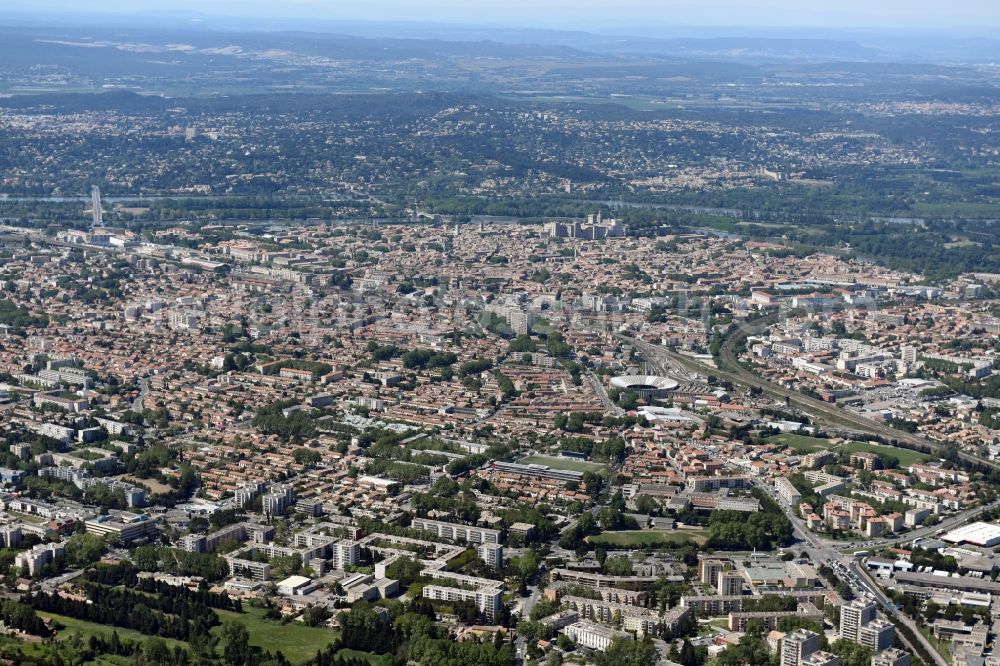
705,509,792,551
830,639,875,666
857,470,874,490
302,605,332,627
679,639,699,666
529,599,561,621
546,332,572,358
924,600,940,622
64,533,107,568
385,556,424,587
509,335,536,353
596,636,658,666
188,618,218,659
292,447,322,467
715,628,771,666
132,545,159,571
142,637,173,665
222,621,252,666
454,599,482,623
635,495,660,515
508,550,540,584
495,370,516,398
603,556,633,576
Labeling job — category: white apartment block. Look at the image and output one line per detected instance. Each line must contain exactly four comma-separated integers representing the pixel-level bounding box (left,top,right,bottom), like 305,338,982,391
477,543,504,570
782,629,820,666
840,599,877,643
15,542,65,576
802,651,840,666
410,518,500,545
775,477,803,505
859,619,895,651
419,568,503,621
718,570,745,596
872,648,910,666
561,620,629,652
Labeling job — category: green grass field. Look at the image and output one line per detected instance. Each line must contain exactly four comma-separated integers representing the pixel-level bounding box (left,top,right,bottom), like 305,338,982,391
697,618,731,635
588,529,706,548
216,607,338,663
0,634,50,659
919,625,953,663
518,454,606,473
38,605,338,665
501,94,669,111
771,433,932,467
39,611,190,651
336,648,393,665
912,201,1000,219
840,441,932,468
768,433,832,452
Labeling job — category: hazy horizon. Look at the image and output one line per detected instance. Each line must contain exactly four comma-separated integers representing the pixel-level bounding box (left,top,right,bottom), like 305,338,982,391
5,0,1000,31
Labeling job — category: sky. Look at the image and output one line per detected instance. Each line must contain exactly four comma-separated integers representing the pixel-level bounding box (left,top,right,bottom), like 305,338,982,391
9,0,1000,29
7,0,1000,31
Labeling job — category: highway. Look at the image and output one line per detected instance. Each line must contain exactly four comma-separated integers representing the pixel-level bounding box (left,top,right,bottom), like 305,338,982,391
851,562,948,666
758,480,949,666
623,323,997,666
867,498,1000,549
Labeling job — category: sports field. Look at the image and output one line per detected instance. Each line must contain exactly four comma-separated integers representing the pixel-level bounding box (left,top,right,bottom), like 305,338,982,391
767,433,831,452
518,454,606,473
840,441,932,468
769,434,932,468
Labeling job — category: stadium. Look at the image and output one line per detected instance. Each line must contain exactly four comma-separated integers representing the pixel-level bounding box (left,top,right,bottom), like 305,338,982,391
609,375,678,400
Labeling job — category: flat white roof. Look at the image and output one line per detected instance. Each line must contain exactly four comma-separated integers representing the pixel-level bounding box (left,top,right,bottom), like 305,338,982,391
359,475,397,487
638,406,693,421
942,522,1000,547
277,575,312,588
